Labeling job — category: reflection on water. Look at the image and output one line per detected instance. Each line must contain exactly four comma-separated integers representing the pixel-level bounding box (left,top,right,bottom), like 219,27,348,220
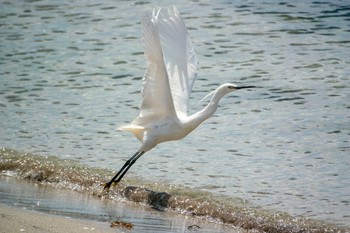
0,175,238,233
1,149,347,232
1,0,349,227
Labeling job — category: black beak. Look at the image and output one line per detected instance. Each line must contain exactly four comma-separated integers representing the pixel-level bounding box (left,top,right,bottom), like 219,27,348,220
236,86,256,89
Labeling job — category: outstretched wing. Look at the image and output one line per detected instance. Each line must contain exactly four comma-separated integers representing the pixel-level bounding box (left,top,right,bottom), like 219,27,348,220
132,8,177,127
157,7,198,118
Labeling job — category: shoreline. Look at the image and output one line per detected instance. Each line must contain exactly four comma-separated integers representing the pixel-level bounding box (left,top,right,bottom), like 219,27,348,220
1,148,349,233
0,204,119,233
0,175,241,233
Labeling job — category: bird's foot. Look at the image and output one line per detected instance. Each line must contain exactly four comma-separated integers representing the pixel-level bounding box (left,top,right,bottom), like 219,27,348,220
100,181,119,193
101,182,111,192
99,183,110,197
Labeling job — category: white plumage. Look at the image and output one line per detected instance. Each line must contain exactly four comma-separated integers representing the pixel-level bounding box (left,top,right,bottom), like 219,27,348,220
103,7,254,190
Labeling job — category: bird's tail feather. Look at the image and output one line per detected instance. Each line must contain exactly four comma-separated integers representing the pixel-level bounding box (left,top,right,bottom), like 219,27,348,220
118,124,144,142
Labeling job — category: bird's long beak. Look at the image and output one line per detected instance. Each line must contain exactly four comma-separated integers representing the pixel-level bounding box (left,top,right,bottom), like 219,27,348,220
236,86,256,89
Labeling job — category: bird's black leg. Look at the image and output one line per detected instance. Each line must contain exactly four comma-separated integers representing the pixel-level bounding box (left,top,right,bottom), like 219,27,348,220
113,151,145,184
102,151,145,191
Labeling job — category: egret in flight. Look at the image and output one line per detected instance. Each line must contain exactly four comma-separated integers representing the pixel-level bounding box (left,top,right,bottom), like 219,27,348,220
103,7,254,191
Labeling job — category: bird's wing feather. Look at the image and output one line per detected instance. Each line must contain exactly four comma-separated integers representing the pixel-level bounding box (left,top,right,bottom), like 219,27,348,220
133,9,177,126
157,7,198,118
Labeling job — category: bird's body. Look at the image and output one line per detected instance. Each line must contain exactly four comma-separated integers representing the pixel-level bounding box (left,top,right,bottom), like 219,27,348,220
120,116,189,152
120,83,237,152
103,7,254,190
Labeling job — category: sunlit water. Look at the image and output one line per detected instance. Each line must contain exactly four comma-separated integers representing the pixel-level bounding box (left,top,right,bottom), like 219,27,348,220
1,0,349,227
0,175,237,233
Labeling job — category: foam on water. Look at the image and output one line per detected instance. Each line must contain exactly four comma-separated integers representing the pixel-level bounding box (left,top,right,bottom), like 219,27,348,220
1,148,348,233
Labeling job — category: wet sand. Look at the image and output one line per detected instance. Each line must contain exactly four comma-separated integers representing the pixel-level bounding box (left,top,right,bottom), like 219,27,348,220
0,204,119,233
0,175,241,233
1,148,348,233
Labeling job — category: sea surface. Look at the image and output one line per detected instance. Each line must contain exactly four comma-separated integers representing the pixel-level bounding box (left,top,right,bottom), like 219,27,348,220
1,0,349,231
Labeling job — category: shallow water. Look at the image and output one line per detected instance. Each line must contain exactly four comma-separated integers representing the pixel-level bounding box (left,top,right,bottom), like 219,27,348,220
1,0,350,228
1,148,348,233
0,176,239,233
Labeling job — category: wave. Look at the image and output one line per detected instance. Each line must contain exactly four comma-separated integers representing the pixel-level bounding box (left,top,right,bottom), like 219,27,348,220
0,148,348,233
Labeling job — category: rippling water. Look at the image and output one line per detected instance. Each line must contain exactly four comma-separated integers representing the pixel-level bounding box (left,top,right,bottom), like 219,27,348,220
1,0,349,227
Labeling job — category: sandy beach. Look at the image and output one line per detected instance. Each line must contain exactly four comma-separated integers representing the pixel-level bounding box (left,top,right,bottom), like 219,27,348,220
1,149,348,233
0,204,119,233
0,174,243,233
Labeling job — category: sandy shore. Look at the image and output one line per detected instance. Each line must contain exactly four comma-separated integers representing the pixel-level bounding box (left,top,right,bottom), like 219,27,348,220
0,175,243,233
0,204,119,233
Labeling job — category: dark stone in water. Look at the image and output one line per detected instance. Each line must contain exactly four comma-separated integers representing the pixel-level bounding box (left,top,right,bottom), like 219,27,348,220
124,186,171,211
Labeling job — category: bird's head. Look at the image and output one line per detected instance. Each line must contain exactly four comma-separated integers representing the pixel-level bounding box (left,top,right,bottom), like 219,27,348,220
218,83,255,95
200,83,255,103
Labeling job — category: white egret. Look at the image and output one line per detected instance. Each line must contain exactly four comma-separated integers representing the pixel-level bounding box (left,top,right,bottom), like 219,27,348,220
103,6,254,190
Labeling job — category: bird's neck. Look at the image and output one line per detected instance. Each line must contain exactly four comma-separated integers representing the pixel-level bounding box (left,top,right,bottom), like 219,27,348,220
185,90,225,131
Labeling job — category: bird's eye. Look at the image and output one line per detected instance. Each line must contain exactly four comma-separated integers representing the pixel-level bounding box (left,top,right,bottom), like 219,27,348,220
228,85,236,89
